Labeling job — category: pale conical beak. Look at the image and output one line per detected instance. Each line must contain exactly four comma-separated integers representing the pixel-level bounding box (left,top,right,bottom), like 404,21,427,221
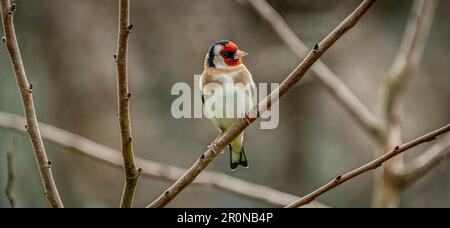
235,50,248,60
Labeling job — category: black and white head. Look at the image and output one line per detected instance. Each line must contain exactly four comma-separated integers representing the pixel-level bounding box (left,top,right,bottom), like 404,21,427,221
206,40,248,70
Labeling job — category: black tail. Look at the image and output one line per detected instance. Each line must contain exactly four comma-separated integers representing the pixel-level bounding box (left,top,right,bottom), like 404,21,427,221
229,145,249,171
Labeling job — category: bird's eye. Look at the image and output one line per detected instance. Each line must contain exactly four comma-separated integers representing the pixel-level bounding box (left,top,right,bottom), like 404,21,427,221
222,52,233,58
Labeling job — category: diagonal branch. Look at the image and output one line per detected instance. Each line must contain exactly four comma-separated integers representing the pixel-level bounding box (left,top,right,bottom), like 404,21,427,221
0,111,327,208
146,0,376,208
5,139,18,208
116,0,141,208
243,0,383,140
0,0,63,208
286,124,450,208
399,135,450,188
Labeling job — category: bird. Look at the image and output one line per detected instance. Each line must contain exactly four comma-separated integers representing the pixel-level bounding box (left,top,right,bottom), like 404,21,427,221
199,40,256,171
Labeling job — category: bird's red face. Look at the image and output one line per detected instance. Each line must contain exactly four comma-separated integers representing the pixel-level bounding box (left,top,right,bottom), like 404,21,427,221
207,40,248,69
219,42,247,67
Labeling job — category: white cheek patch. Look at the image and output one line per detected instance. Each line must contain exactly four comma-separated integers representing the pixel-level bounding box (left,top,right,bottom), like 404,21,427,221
213,55,228,70
213,44,221,55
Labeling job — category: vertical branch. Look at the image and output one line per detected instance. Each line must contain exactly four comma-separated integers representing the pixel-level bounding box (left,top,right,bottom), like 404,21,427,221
5,139,18,208
146,0,376,208
374,0,438,208
116,0,141,208
0,0,63,208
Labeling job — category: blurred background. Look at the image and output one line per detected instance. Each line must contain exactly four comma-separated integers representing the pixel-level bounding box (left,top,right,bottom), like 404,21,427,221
0,0,449,208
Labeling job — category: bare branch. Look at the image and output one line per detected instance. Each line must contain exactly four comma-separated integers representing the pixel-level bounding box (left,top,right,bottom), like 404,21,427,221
146,0,376,208
116,0,140,208
287,124,450,208
374,0,439,208
382,0,439,133
243,0,383,140
386,0,439,103
0,0,63,208
198,172,327,208
399,135,450,188
5,139,18,208
382,0,439,135
0,111,327,208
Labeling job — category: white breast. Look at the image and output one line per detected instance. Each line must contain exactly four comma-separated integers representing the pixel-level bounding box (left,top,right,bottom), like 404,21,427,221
203,80,253,121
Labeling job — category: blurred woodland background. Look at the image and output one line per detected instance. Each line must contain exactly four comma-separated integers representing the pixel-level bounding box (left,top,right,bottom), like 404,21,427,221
0,0,449,208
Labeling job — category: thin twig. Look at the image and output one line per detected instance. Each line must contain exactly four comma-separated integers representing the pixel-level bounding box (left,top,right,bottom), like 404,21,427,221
146,0,376,208
0,0,63,208
116,0,140,208
399,135,450,188
243,0,383,140
286,124,450,208
5,139,18,208
0,111,327,208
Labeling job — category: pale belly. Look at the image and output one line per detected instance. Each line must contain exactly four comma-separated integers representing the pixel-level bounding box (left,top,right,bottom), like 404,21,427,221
204,84,253,132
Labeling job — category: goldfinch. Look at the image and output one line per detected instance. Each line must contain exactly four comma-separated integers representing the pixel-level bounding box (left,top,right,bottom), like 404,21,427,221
199,40,256,171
